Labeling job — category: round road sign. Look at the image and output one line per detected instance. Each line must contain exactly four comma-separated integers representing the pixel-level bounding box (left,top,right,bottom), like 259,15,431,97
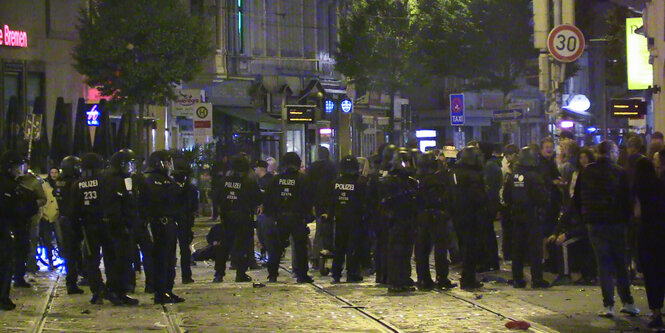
547,24,585,63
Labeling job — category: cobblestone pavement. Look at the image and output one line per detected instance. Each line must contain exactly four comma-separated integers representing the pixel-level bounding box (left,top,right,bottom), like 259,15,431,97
0,219,654,332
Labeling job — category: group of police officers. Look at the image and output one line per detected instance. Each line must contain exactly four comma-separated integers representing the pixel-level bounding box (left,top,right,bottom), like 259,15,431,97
0,140,551,310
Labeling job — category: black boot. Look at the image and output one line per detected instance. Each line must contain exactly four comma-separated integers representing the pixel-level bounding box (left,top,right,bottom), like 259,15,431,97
0,298,16,311
235,274,252,282
120,294,139,306
166,292,185,303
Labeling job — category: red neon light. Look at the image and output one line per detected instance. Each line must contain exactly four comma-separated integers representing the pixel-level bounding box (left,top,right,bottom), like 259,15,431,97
0,25,28,48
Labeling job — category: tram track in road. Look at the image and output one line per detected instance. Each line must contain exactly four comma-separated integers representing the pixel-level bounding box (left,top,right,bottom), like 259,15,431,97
161,303,185,333
32,274,60,333
427,263,559,333
265,252,402,333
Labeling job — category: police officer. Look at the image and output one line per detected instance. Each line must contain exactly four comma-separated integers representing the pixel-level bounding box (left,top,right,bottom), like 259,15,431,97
414,151,456,290
450,146,486,290
120,151,154,294
327,155,366,283
141,150,184,304
0,151,29,310
213,154,261,282
378,148,419,292
264,152,313,283
53,155,85,294
370,144,398,284
173,157,198,284
503,146,551,289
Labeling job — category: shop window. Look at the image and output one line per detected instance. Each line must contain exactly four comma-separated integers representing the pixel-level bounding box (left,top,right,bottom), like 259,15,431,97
27,72,45,111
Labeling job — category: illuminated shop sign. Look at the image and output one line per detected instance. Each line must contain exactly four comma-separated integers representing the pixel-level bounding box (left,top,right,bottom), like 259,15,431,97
0,25,27,48
86,104,100,126
340,99,353,113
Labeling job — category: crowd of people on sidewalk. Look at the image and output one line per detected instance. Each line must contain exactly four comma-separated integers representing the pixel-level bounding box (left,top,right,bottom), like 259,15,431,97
1,131,664,329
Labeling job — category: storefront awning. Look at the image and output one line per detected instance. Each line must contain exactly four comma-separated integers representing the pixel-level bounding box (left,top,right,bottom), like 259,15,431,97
215,106,281,130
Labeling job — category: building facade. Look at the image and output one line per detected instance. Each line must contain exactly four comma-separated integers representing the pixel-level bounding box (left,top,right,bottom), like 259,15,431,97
0,0,87,154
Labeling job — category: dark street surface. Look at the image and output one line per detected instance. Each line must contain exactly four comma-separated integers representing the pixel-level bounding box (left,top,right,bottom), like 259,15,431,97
0,219,654,333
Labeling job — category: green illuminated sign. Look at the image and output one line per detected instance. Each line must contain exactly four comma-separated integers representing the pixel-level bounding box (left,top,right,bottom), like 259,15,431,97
626,17,653,90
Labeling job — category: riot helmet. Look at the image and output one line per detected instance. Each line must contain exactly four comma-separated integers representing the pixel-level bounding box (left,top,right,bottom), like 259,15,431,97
280,152,301,174
109,149,137,175
147,150,173,175
457,146,483,169
0,150,27,178
391,148,413,172
230,153,250,176
517,146,539,168
340,155,359,176
60,155,82,178
81,153,105,171
417,151,438,175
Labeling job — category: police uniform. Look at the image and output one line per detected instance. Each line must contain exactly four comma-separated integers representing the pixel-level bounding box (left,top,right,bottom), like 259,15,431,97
173,167,199,284
503,148,550,288
414,153,455,290
369,144,398,284
264,152,313,282
53,156,85,294
328,156,366,282
214,157,261,282
377,149,419,292
141,151,184,304
0,152,25,310
130,171,154,292
450,147,487,290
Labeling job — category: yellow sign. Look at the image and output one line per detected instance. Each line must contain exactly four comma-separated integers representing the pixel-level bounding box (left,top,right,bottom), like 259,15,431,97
626,17,653,90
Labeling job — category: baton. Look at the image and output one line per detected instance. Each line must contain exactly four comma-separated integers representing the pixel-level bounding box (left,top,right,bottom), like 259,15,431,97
81,224,93,257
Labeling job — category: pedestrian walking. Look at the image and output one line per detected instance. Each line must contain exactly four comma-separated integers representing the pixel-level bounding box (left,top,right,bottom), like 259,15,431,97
575,140,639,318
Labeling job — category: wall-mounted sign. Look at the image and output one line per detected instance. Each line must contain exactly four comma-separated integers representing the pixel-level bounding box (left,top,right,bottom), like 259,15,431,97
340,99,353,113
325,100,335,113
450,93,465,126
626,17,653,90
86,104,100,126
286,105,315,123
171,89,204,117
193,103,213,144
0,25,27,48
611,99,647,118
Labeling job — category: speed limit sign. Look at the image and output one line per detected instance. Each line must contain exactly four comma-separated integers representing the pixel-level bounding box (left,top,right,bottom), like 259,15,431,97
547,24,585,63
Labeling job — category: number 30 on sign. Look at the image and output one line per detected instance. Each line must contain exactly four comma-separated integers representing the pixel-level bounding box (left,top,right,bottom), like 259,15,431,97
547,24,585,63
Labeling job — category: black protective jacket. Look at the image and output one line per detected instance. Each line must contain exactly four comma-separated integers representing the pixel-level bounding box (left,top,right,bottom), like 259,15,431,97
70,173,105,225
503,165,548,219
307,159,337,215
264,171,311,221
327,174,367,224
103,170,139,231
449,164,487,219
141,170,181,219
53,175,78,218
217,173,261,217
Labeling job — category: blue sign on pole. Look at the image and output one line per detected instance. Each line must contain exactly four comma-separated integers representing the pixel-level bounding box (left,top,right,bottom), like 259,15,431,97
86,104,100,127
450,94,464,126
340,99,353,113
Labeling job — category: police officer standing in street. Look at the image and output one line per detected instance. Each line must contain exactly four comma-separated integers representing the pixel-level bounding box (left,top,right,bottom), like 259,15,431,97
173,156,199,285
141,150,184,304
450,146,486,290
327,155,366,283
264,152,313,283
378,148,419,292
0,151,30,310
53,155,85,295
370,144,398,284
125,152,154,294
503,146,551,289
213,154,261,283
414,151,456,290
